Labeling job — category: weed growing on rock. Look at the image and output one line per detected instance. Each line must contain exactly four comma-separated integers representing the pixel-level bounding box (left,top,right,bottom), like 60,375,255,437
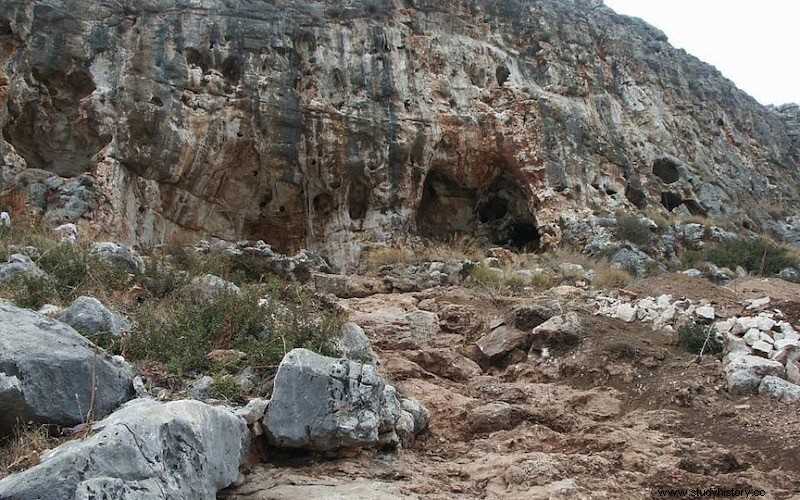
0,424,59,480
8,274,57,310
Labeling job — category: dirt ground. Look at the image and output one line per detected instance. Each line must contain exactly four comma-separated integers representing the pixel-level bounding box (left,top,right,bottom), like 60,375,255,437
223,275,800,499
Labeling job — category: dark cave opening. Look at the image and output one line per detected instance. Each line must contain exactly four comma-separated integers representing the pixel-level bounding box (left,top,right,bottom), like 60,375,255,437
496,65,510,86
660,191,683,211
348,180,369,221
417,171,540,252
653,158,680,184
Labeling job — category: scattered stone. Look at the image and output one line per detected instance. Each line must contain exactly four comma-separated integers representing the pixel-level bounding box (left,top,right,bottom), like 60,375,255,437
755,316,776,332
0,304,134,434
0,399,249,499
724,333,750,357
786,360,800,385
745,297,771,311
89,242,145,274
37,304,64,317
263,349,426,452
335,322,379,365
0,254,47,285
724,355,785,395
476,326,530,361
59,296,132,337
777,267,800,283
468,402,514,434
235,398,270,425
190,274,241,301
751,340,773,358
0,211,10,228
408,349,483,382
694,305,715,321
682,269,702,278
188,376,215,400
757,376,800,403
529,313,582,352
743,329,761,346
613,303,638,322
207,349,247,365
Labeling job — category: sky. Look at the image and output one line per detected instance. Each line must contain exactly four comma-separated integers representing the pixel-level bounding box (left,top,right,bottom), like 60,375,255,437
603,0,800,105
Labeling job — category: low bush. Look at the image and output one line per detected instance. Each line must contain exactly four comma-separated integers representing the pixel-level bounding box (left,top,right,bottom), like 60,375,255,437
593,267,634,289
123,285,343,375
682,237,799,276
208,375,244,401
677,322,722,356
614,214,653,247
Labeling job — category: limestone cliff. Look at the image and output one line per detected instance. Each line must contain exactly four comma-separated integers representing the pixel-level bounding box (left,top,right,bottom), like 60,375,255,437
1,0,798,268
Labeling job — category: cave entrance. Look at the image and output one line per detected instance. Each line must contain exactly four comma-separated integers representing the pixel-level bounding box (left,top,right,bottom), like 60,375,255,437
416,171,540,252
653,158,680,184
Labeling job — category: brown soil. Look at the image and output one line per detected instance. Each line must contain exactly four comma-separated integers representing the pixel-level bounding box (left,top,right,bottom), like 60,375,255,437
224,275,800,499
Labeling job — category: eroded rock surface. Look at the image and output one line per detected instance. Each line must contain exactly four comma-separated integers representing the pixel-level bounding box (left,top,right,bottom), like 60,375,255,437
1,0,798,269
0,399,249,500
0,303,134,434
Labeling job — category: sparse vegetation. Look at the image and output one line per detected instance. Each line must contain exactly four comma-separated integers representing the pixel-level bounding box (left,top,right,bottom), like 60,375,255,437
208,375,244,401
593,267,634,289
677,322,722,357
0,424,60,479
363,235,483,271
614,213,653,247
682,237,800,276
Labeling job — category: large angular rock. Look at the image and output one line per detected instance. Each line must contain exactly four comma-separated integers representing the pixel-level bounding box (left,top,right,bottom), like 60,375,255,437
0,304,134,434
263,349,427,452
59,296,133,337
335,322,380,365
0,399,249,500
189,274,241,301
724,355,785,395
475,325,531,361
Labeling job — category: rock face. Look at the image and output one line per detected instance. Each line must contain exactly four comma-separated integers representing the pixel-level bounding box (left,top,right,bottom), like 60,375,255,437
0,399,250,500
0,304,134,434
264,348,427,452
1,1,798,269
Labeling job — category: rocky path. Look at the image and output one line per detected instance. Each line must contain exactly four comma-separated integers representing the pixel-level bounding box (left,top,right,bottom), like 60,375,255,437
225,276,800,499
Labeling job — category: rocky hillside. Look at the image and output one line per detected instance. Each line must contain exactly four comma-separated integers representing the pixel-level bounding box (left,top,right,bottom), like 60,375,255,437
1,0,799,270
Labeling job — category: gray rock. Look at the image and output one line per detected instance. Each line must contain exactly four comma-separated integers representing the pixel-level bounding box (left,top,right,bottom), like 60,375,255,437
786,360,800,385
236,366,262,394
777,267,799,283
0,304,134,434
0,399,249,499
757,376,800,404
610,247,656,277
724,355,785,395
674,223,705,250
529,313,582,352
263,348,425,452
190,274,241,301
235,398,269,425
59,296,132,337
89,242,145,275
682,269,703,278
0,253,47,285
188,375,215,400
335,322,379,365
476,326,530,361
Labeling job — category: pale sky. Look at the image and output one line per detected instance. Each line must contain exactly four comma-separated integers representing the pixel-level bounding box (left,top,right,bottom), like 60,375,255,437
603,0,800,105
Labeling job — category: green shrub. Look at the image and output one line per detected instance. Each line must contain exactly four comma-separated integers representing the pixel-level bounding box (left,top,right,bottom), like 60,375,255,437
677,322,722,356
9,274,58,310
209,375,244,401
614,214,653,247
123,285,343,375
683,237,799,276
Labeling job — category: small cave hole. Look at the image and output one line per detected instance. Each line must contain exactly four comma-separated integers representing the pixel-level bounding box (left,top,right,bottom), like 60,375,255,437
220,55,242,85
653,158,680,184
660,191,683,211
313,193,335,216
496,65,511,86
185,48,210,72
507,221,540,251
150,96,163,107
348,180,369,221
624,185,647,208
0,18,13,36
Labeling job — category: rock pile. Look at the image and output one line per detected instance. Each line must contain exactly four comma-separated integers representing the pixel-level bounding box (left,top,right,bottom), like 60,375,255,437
593,293,800,402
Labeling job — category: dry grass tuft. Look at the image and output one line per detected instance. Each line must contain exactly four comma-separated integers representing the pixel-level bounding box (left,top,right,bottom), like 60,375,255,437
0,424,60,479
593,267,634,290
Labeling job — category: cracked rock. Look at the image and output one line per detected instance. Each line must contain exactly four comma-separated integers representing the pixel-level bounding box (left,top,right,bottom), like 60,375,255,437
0,399,249,499
263,348,426,452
